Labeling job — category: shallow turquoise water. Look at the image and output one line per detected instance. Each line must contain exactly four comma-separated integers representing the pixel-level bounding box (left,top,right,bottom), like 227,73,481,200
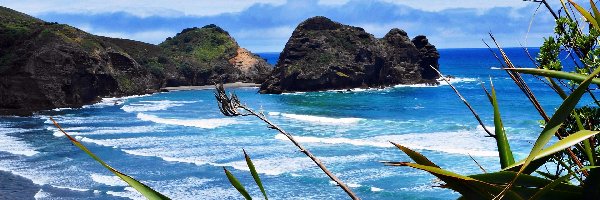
0,48,586,199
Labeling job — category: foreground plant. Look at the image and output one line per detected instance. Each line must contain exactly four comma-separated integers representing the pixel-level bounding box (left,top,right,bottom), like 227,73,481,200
50,117,170,200
214,83,360,199
384,0,600,199
223,149,269,200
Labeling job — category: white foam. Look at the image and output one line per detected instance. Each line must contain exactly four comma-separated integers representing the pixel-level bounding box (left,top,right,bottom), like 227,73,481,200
371,187,383,192
52,107,73,111
347,183,362,188
52,185,90,192
269,112,363,124
122,149,209,166
34,189,50,199
329,181,362,188
51,126,159,137
121,100,198,113
83,94,152,109
280,92,306,95
90,173,128,187
0,127,40,156
218,154,376,176
106,187,145,200
136,113,240,129
275,130,498,157
393,77,478,88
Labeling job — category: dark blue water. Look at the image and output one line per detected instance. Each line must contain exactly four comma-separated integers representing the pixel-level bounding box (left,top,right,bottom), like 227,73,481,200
0,48,584,199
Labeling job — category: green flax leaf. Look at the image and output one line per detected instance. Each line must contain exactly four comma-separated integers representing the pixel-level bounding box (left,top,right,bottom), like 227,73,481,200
504,130,600,171
505,68,600,85
489,80,515,168
224,167,252,200
244,150,268,200
50,118,170,200
570,0,599,29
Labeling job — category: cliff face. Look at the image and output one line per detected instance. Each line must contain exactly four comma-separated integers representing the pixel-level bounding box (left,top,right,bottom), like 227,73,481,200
0,7,157,114
159,25,271,85
0,7,271,115
259,16,439,94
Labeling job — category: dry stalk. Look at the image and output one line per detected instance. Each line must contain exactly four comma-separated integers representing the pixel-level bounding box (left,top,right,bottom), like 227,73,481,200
429,66,495,137
213,83,360,200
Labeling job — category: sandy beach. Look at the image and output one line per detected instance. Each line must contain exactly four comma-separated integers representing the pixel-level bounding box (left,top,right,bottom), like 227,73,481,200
161,82,260,91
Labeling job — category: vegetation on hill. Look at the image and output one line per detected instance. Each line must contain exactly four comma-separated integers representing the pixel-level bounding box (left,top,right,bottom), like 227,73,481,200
0,6,271,114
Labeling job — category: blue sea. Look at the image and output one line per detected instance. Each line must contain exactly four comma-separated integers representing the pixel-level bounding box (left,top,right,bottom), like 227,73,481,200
0,48,582,199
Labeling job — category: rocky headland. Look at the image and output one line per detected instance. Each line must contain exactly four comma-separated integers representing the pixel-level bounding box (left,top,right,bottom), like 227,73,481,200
0,6,271,115
259,16,439,94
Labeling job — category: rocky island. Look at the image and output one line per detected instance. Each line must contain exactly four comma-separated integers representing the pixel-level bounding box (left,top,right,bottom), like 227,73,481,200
260,16,440,94
0,6,270,115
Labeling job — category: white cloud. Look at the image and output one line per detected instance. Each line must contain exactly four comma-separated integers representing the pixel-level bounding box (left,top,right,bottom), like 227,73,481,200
0,0,286,17
318,0,350,6
380,0,530,11
74,24,176,44
95,30,177,44
232,26,295,52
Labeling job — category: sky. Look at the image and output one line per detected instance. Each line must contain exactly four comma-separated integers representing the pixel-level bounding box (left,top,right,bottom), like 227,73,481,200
0,0,566,52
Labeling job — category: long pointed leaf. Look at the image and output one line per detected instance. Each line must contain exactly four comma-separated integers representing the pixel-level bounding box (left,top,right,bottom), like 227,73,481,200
515,67,600,174
570,0,600,28
488,80,515,168
224,167,252,200
498,65,600,199
243,150,267,200
51,118,170,200
389,142,439,167
506,68,600,85
591,0,600,24
529,166,596,200
504,130,600,171
469,171,581,193
399,162,524,200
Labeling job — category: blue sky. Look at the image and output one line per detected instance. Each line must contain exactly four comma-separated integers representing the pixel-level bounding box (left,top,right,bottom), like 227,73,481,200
0,0,562,52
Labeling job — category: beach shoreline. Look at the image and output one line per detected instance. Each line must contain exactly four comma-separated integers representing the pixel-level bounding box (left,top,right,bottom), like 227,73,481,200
161,82,260,91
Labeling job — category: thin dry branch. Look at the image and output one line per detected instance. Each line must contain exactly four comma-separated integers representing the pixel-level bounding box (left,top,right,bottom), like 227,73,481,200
468,153,487,174
429,66,495,137
213,84,360,200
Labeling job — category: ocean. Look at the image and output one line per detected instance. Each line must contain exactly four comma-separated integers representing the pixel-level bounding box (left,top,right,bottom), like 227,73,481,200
0,48,579,199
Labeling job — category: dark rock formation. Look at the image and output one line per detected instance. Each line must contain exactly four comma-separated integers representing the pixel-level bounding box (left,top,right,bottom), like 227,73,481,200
0,7,271,115
159,24,271,85
260,16,439,94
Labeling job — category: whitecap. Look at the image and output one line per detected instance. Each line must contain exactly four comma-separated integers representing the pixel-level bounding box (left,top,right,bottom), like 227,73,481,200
269,112,363,124
216,154,376,176
34,189,50,199
90,173,128,187
0,127,40,156
52,126,159,137
106,187,145,200
274,130,498,157
371,187,384,192
121,100,198,113
136,113,240,129
51,185,90,192
82,94,152,109
393,77,478,88
121,149,209,166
